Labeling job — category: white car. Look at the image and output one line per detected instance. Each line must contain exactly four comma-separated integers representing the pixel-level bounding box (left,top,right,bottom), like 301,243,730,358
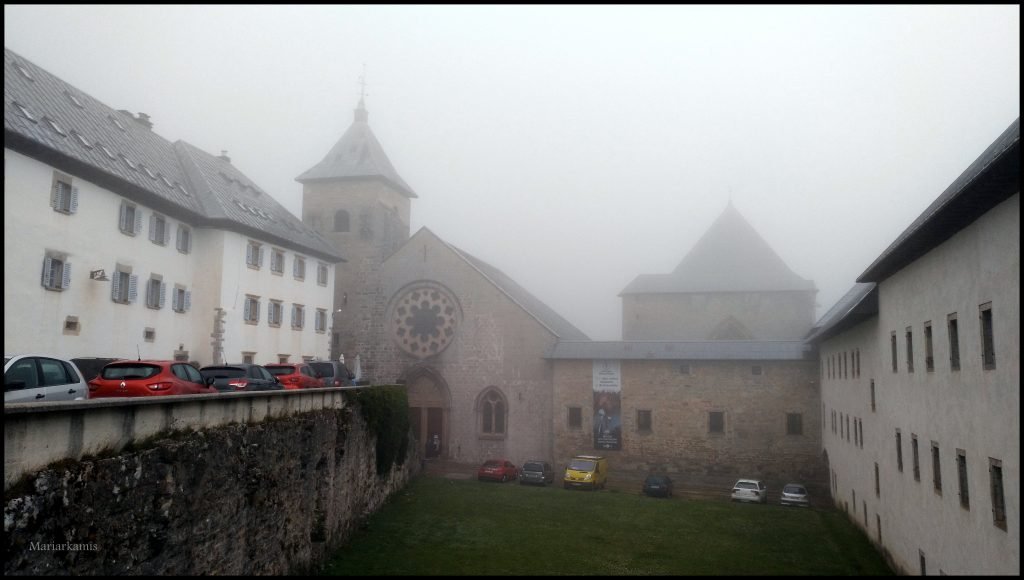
731,478,768,504
4,354,89,403
779,483,810,507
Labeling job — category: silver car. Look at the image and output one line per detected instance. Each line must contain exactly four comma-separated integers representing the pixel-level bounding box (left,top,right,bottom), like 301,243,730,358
4,354,89,403
730,478,768,504
780,483,810,507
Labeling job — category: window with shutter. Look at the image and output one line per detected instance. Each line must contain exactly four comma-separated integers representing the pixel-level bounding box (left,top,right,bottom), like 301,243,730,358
128,274,138,303
61,262,71,289
111,271,121,301
134,210,143,235
159,282,167,308
258,247,265,267
119,203,128,232
70,186,79,213
149,215,157,242
184,291,191,311
41,256,53,288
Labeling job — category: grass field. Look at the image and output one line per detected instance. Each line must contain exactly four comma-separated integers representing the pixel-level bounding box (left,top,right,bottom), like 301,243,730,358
322,476,893,576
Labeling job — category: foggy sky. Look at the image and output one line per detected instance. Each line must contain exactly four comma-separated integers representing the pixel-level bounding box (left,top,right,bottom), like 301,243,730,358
5,5,1020,340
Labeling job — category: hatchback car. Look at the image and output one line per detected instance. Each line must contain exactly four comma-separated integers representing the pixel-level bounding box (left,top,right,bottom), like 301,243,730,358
477,459,518,483
264,363,323,389
4,354,89,403
642,474,674,498
779,483,810,507
731,479,768,504
519,460,555,486
88,360,217,397
308,360,355,388
200,364,283,393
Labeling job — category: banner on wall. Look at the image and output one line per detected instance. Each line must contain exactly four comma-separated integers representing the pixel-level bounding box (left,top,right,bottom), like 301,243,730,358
593,360,622,450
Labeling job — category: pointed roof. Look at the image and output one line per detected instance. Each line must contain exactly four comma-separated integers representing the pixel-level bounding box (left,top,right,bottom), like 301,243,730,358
621,203,815,294
295,98,417,198
390,228,590,341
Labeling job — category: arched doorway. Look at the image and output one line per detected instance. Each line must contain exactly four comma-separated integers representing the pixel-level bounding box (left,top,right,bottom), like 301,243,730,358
402,366,451,460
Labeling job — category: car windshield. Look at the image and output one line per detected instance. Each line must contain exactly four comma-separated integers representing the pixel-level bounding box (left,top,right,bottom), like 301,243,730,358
523,462,544,471
569,459,596,471
784,485,806,494
735,481,758,489
200,367,245,379
266,366,294,376
101,364,161,380
482,460,502,468
309,362,334,376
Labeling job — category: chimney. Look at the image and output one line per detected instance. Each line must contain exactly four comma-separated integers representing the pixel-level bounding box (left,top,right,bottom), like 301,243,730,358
218,150,231,163
136,112,153,130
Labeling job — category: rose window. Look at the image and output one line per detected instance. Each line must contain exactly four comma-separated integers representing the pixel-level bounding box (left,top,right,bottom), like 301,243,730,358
390,283,460,358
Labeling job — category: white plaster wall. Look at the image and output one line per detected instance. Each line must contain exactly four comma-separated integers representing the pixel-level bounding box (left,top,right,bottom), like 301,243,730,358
215,230,333,365
4,150,335,367
822,193,1019,575
4,150,200,360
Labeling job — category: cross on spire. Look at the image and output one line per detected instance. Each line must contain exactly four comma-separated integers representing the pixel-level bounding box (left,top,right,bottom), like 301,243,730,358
354,64,369,123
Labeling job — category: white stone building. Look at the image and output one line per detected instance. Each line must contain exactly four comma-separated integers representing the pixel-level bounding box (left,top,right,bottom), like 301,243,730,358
808,118,1020,575
4,48,342,366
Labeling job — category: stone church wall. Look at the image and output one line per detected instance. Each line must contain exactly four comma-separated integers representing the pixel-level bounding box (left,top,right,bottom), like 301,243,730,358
553,358,823,483
372,232,557,466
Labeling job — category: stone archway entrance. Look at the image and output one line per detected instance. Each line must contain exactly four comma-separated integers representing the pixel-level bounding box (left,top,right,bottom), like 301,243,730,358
403,367,451,460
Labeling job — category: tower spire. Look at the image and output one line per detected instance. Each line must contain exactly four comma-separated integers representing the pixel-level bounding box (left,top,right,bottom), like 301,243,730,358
355,64,368,123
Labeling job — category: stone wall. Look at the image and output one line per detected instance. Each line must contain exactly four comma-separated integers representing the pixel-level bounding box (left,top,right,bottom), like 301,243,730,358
553,358,824,484
4,402,419,575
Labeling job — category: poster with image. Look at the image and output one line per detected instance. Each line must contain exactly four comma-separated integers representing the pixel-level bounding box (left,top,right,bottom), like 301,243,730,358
593,360,621,450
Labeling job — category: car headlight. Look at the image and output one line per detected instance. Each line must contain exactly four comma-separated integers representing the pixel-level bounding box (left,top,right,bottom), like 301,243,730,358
584,473,592,480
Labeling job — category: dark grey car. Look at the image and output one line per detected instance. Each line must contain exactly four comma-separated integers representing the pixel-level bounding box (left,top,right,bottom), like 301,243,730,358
199,364,282,392
308,360,355,388
519,460,555,485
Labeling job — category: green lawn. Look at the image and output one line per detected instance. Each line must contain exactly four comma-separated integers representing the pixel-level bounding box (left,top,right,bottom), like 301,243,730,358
322,476,893,576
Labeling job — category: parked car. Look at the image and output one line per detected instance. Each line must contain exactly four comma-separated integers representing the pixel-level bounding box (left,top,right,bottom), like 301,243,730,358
563,455,608,490
519,460,555,486
477,459,518,483
308,360,355,388
642,474,674,498
87,360,217,397
264,363,323,389
199,364,283,392
779,483,810,507
70,357,121,382
731,478,768,504
4,354,89,403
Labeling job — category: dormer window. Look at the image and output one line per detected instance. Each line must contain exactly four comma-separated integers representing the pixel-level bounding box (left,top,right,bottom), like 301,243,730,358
43,117,67,137
14,62,33,80
71,131,92,149
12,101,37,122
65,90,85,108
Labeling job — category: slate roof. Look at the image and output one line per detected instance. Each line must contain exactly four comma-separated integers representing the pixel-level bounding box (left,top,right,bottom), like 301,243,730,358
804,283,878,344
621,203,815,294
4,47,341,262
548,340,813,361
858,117,1020,283
407,228,590,341
295,98,417,198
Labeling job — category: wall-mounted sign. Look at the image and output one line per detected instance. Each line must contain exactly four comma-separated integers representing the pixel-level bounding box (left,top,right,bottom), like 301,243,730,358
593,360,621,450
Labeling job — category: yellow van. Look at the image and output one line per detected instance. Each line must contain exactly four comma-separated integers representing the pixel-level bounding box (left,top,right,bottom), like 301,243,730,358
563,455,608,490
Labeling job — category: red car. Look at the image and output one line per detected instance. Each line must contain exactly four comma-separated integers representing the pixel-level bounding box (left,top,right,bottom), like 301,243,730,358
88,360,217,398
477,459,518,483
263,363,323,390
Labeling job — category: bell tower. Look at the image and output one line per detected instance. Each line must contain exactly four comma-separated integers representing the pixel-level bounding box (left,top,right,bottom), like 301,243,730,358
297,96,417,368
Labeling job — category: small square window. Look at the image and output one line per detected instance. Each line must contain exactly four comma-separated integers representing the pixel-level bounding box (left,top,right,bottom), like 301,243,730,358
242,352,256,365
567,407,582,428
786,413,803,436
637,410,652,432
63,316,80,335
143,327,156,342
709,411,725,434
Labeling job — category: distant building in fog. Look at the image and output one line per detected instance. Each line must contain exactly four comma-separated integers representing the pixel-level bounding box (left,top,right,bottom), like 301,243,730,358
808,118,1019,575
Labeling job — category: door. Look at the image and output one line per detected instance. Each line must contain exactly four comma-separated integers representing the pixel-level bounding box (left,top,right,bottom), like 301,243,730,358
426,407,443,458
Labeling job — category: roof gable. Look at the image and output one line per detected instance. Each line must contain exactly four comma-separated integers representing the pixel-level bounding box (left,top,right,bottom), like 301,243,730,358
621,203,815,294
393,228,590,341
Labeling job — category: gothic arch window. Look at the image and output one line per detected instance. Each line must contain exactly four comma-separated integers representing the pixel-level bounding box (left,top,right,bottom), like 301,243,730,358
478,387,507,438
334,209,350,232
